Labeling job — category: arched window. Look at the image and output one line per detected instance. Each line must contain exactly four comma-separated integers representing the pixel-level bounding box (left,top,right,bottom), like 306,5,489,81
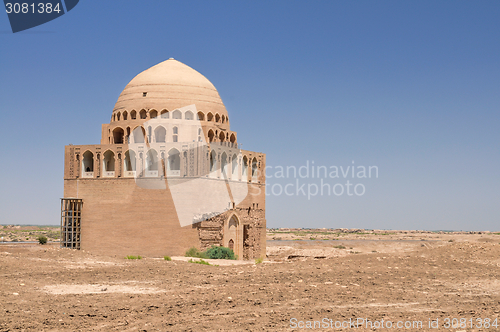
103,150,115,173
215,114,220,123
130,110,137,120
219,131,225,142
112,127,124,144
207,112,213,121
172,110,182,119
124,150,136,172
82,151,94,175
222,115,225,123
221,152,228,178
185,111,194,120
126,127,131,143
133,126,145,143
230,133,236,143
154,126,166,143
150,110,158,119
138,152,143,174
167,148,180,171
116,112,121,121
231,154,238,180
139,109,147,119
173,126,178,142
210,150,217,175
208,129,214,143
146,149,158,171
197,112,204,121
242,156,248,180
123,111,128,120
251,157,258,179
160,110,169,119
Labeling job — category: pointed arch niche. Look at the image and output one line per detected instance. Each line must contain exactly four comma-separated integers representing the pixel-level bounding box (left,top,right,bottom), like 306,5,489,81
223,214,243,259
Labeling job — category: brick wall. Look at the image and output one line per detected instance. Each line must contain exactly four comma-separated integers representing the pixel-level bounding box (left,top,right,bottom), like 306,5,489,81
64,178,266,259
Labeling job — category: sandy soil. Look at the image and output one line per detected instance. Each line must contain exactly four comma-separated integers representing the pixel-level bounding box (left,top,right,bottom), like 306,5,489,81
1,230,500,331
0,225,59,243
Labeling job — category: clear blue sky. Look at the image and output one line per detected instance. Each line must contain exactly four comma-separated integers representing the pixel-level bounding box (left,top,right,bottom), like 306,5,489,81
1,1,499,230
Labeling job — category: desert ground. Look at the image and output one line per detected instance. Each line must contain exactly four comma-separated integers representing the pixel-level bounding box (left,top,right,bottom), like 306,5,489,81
1,227,500,331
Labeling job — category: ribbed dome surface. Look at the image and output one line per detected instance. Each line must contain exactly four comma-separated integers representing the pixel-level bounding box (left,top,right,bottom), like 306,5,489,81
113,59,227,116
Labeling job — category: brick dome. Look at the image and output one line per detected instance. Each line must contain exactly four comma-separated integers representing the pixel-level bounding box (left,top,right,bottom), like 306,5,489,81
112,58,227,117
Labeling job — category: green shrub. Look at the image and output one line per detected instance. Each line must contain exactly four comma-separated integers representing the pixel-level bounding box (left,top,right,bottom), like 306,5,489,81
37,235,47,245
205,246,236,260
255,257,263,264
164,256,171,261
333,245,346,249
188,258,213,266
125,255,142,260
185,247,207,259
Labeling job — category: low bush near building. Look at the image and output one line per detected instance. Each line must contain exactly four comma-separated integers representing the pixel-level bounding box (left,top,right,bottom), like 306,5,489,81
185,246,236,260
125,255,142,260
184,247,207,259
188,259,217,266
37,236,47,245
205,246,236,260
164,256,171,261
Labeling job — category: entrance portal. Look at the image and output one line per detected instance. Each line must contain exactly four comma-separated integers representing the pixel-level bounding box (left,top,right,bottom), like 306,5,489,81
223,214,243,259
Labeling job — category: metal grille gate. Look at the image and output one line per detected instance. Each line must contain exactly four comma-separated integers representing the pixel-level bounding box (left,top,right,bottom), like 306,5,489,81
60,198,82,249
